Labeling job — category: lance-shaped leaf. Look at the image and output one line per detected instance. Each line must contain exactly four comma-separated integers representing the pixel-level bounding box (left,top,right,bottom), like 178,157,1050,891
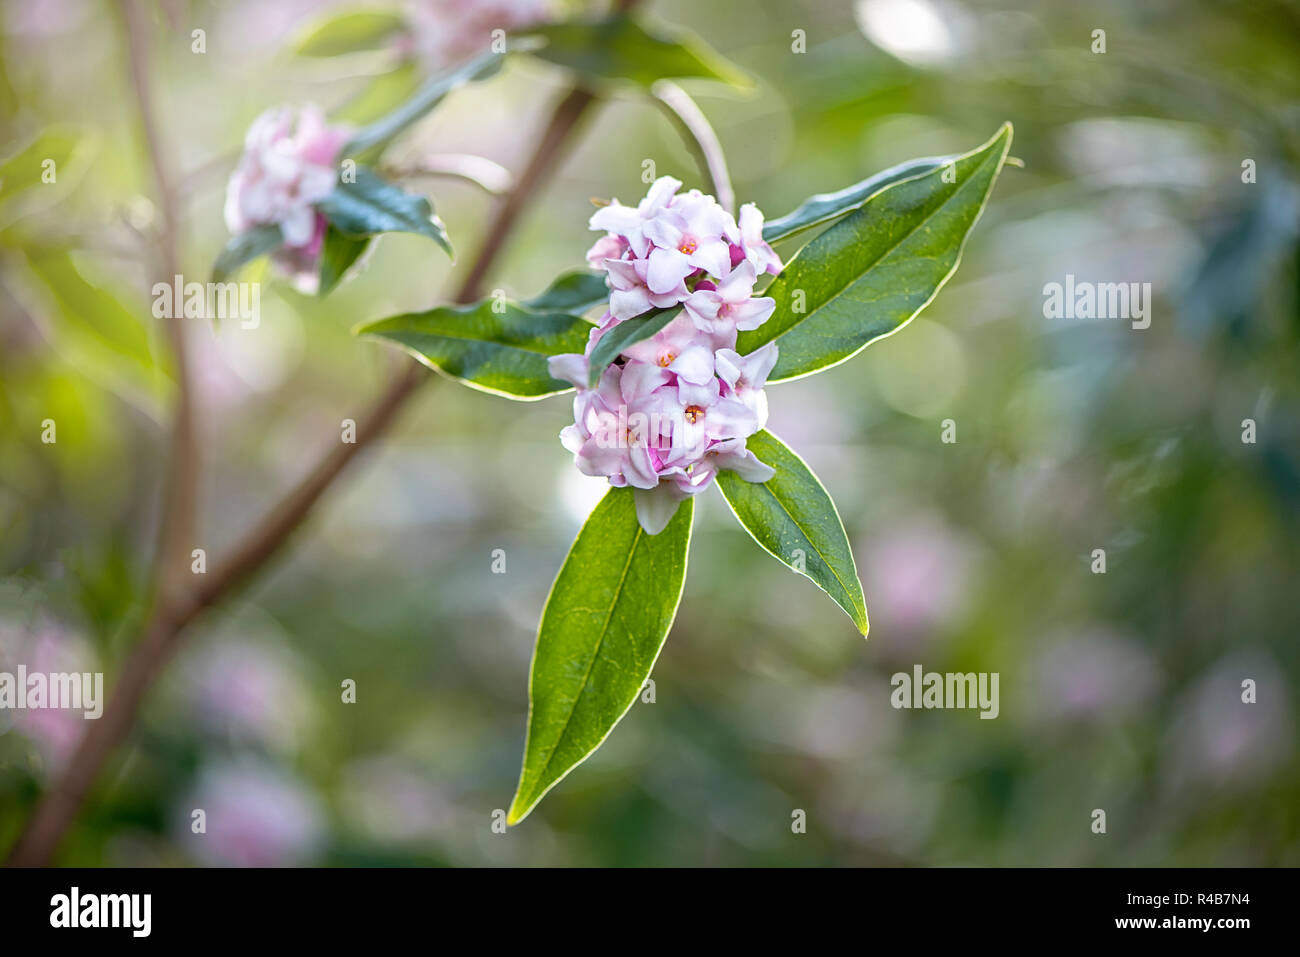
20,249,173,418
508,487,694,824
211,224,282,282
317,225,371,297
0,125,98,213
355,298,593,399
584,306,678,386
716,430,868,635
522,269,609,315
519,13,751,90
292,9,405,58
738,123,1012,382
317,166,452,256
333,62,423,127
762,154,954,244
342,49,503,155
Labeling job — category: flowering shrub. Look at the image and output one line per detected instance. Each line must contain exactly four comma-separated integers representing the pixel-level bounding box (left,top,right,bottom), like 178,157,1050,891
358,108,1011,820
2,4,1015,866
214,6,1013,826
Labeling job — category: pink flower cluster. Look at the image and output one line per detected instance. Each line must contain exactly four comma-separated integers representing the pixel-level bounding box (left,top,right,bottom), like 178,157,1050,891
549,177,784,534
224,104,350,293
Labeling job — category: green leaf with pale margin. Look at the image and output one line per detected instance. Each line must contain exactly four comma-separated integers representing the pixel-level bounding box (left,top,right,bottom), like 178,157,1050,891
522,269,609,315
585,307,678,386
508,487,694,824
293,9,405,57
738,124,1012,381
355,299,593,399
211,224,283,282
317,167,452,256
519,14,751,90
318,225,371,297
716,430,868,635
762,155,953,244
342,49,503,155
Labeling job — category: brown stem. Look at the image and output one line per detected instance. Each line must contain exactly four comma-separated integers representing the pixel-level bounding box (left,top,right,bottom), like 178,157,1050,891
3,78,600,867
122,0,199,605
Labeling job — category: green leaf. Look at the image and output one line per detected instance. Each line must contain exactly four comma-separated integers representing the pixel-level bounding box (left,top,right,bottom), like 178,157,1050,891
0,126,97,210
211,224,282,283
342,49,503,155
519,13,751,90
317,167,452,256
18,249,172,418
585,306,678,386
292,9,405,57
522,269,609,315
508,486,694,824
762,155,954,244
355,298,593,399
318,225,371,296
739,123,1013,381
333,62,423,128
716,430,868,635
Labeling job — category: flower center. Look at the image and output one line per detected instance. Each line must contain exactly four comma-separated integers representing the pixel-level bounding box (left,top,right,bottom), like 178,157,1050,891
684,405,705,424
678,237,698,255
658,351,676,367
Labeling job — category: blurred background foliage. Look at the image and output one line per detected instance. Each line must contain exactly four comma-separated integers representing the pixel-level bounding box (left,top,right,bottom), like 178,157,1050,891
1,0,1299,865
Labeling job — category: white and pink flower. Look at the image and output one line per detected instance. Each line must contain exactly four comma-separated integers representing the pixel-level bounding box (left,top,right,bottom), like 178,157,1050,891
550,178,785,534
587,175,781,325
223,104,350,292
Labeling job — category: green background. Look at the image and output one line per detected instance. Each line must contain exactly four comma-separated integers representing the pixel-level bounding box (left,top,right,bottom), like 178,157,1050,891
1,0,1298,865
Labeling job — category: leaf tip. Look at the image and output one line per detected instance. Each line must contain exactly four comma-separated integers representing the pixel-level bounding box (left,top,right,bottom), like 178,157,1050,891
505,794,532,826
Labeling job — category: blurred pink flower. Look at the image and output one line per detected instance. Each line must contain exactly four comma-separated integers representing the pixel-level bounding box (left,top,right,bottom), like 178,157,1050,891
1030,628,1160,724
178,759,323,867
403,0,556,70
0,619,97,772
1161,655,1293,794
861,516,978,644
181,639,312,752
223,104,349,292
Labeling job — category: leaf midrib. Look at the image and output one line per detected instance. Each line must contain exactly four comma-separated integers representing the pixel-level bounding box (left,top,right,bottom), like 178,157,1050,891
753,476,863,624
529,522,645,796
387,329,570,359
766,145,1001,344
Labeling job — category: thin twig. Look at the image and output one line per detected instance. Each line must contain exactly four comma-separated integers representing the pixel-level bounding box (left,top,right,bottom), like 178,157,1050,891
3,78,602,868
380,153,514,195
651,80,734,214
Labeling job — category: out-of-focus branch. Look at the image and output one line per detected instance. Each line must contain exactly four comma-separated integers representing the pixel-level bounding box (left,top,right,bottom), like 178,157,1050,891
121,0,199,605
651,79,734,214
380,153,515,195
3,76,602,869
